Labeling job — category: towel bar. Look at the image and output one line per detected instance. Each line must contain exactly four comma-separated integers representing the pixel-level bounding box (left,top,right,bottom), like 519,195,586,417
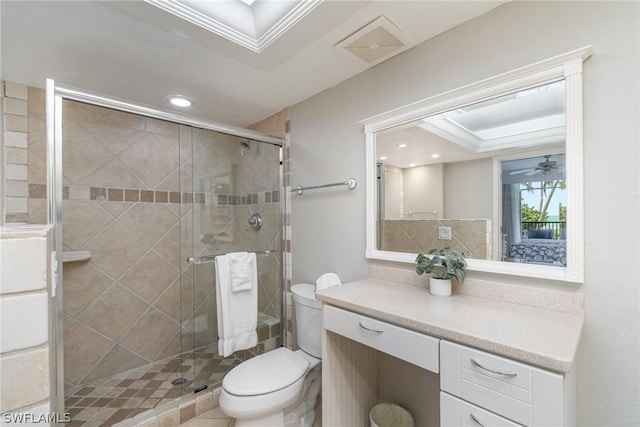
187,249,274,265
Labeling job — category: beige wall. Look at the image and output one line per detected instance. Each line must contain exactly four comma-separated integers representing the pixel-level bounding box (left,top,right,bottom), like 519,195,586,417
444,157,493,219
290,2,639,425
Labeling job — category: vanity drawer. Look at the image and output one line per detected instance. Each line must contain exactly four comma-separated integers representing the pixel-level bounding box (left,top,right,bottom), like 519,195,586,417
441,392,523,427
441,340,565,427
323,305,439,373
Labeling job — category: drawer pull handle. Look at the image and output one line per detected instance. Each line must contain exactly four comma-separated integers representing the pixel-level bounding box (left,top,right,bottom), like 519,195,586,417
469,414,486,427
359,322,384,333
470,358,518,377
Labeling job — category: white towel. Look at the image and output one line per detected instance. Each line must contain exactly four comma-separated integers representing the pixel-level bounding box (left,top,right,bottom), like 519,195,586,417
215,252,258,357
229,252,255,292
315,272,342,292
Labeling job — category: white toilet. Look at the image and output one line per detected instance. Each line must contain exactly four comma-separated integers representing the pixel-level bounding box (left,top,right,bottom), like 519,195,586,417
219,283,322,427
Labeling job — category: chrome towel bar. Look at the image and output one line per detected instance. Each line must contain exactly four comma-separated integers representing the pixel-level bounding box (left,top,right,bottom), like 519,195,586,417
291,177,357,196
187,249,274,265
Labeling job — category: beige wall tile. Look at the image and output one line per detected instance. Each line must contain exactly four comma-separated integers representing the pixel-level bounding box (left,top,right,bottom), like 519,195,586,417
146,117,179,137
4,82,28,100
69,185,90,200
120,308,179,360
0,348,49,412
5,180,28,197
118,203,179,246
63,321,114,385
78,283,148,341
5,164,27,180
62,262,112,317
62,200,114,249
62,121,114,184
4,131,28,148
5,114,28,133
82,344,148,383
152,224,181,268
82,221,149,277
120,250,179,303
120,134,179,189
4,98,27,116
5,147,28,164
153,279,181,321
79,158,146,189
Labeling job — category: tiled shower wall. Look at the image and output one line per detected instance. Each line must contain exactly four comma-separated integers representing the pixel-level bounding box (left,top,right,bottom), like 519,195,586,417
380,219,492,260
14,84,286,387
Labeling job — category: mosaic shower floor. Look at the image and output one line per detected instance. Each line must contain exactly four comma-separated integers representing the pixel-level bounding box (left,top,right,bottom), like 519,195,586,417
64,345,242,427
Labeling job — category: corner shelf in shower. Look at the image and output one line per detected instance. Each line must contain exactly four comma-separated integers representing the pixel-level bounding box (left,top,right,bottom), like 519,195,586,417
62,251,92,263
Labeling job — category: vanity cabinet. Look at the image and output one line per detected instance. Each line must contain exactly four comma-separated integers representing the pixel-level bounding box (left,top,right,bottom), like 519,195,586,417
440,340,574,427
324,305,439,373
316,278,582,427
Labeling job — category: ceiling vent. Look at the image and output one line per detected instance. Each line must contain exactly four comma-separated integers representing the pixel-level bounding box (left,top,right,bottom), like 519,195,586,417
335,16,411,65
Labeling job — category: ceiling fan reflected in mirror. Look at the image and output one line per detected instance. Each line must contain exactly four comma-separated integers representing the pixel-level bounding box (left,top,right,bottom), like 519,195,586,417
510,155,560,176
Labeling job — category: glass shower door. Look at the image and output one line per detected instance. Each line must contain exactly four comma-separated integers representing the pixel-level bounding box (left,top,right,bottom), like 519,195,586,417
180,126,283,394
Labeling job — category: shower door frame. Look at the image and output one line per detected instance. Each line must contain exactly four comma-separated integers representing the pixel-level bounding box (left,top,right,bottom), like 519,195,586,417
45,78,286,420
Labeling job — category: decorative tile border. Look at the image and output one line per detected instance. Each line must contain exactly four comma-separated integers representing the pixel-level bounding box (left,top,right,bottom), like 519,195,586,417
27,183,280,205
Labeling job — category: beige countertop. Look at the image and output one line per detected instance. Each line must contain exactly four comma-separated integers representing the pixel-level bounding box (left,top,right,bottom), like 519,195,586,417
315,278,583,373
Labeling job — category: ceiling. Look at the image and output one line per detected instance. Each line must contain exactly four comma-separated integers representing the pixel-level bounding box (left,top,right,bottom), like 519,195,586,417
376,80,566,169
0,1,505,128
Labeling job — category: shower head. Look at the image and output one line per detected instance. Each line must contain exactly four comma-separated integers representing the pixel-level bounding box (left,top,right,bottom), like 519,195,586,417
239,139,251,156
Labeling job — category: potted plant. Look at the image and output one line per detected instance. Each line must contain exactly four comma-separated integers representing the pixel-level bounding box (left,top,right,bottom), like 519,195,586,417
415,247,467,297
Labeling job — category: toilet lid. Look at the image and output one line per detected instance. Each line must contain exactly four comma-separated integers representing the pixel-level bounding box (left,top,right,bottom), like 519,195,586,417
223,347,309,396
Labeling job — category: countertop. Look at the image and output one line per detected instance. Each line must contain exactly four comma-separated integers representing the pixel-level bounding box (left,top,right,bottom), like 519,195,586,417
315,278,583,373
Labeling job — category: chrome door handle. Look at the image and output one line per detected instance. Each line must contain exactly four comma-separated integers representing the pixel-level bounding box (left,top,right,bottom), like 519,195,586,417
470,358,518,377
359,322,383,333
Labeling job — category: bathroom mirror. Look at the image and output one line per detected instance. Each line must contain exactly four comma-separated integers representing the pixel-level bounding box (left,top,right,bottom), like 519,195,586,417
362,47,591,283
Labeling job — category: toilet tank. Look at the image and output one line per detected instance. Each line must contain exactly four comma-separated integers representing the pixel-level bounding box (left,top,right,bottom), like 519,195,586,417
291,283,322,359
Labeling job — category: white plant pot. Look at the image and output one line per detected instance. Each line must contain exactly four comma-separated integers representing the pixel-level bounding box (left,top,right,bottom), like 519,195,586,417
429,277,452,297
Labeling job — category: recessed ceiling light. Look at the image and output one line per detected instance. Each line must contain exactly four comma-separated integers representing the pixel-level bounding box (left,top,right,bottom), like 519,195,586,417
379,156,387,160
168,96,192,108
398,143,408,148
409,163,416,167
432,154,440,158
239,0,256,5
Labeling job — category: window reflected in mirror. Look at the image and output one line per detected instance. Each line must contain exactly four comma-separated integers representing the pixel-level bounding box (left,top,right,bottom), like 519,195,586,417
375,80,567,267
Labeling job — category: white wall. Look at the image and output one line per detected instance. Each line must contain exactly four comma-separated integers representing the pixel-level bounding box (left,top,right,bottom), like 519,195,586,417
290,2,639,425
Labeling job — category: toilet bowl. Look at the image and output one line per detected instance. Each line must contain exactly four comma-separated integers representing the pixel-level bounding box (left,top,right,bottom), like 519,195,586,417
219,283,322,427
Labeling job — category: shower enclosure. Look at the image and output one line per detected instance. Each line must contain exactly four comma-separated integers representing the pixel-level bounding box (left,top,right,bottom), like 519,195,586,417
46,81,284,425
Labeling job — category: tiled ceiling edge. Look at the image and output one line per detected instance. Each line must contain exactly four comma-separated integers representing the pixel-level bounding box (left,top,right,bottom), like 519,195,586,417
144,0,324,53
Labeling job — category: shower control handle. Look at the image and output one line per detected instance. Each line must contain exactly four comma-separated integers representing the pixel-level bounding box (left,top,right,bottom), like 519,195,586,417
248,213,262,231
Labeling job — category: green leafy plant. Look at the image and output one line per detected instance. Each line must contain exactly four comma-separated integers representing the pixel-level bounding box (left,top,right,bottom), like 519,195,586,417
415,247,467,282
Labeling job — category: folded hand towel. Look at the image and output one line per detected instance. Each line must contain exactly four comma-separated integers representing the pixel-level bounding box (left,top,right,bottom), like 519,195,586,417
228,252,255,292
215,252,258,357
315,272,342,292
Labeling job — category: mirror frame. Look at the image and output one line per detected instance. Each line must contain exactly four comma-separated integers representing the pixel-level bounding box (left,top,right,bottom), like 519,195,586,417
362,46,592,283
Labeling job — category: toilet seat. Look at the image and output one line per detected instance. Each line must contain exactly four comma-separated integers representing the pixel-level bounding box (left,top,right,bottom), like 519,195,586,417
220,348,312,419
223,347,309,396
